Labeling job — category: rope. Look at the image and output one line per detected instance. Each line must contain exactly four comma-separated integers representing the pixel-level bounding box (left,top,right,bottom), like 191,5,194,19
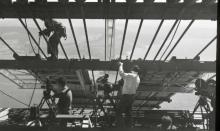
28,78,38,107
159,20,181,60
0,89,29,107
24,19,37,55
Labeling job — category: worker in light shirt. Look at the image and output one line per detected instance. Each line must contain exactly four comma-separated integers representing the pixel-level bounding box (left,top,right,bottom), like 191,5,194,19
116,62,140,127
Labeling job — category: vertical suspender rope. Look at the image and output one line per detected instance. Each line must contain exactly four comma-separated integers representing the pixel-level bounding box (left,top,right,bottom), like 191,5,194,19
153,20,179,61
143,19,164,60
163,20,195,61
130,19,143,60
114,2,131,84
19,18,47,59
159,20,181,60
24,19,37,55
80,2,96,86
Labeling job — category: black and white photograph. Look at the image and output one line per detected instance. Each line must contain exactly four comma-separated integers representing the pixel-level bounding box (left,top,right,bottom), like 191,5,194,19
0,0,217,130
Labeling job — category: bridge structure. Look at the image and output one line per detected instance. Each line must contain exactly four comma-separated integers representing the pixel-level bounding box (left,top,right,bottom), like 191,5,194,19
0,0,217,129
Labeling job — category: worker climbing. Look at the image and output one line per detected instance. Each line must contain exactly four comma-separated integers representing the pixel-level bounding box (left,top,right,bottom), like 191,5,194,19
39,18,67,60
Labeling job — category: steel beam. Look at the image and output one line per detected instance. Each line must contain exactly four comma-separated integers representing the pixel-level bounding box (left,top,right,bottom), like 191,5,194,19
0,59,215,72
0,2,216,19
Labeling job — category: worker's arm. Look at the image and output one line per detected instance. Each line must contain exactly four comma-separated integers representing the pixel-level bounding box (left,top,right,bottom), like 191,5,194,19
67,90,73,112
118,62,128,78
39,28,52,37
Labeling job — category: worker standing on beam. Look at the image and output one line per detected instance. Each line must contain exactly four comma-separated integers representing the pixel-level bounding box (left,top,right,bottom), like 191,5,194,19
116,62,140,127
39,18,67,60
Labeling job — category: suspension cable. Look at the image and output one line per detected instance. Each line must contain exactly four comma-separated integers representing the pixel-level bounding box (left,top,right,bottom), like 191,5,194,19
164,20,195,61
153,20,179,61
19,18,47,59
0,89,29,107
80,2,95,85
81,4,92,59
0,37,18,55
114,2,131,84
24,19,37,55
68,18,81,59
159,20,181,60
33,18,52,57
193,36,217,59
130,19,143,60
144,19,164,60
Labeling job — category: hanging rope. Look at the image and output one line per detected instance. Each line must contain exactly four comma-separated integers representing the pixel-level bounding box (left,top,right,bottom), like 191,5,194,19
28,78,38,107
0,89,29,107
24,19,37,55
159,20,181,60
153,20,179,61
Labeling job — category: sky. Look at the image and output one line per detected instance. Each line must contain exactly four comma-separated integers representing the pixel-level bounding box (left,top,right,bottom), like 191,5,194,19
0,0,217,110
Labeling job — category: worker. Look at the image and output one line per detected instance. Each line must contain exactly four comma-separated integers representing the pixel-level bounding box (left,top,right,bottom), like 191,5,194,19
39,18,66,60
53,77,72,127
157,115,177,130
116,62,140,127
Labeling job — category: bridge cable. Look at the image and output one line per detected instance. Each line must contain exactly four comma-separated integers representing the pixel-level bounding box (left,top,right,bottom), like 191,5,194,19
64,4,81,59
19,18,47,59
0,89,29,107
114,2,131,84
153,20,179,61
68,18,81,59
163,20,195,61
193,36,217,59
80,2,96,86
129,19,143,60
0,37,18,56
159,20,181,60
143,19,164,60
24,19,37,55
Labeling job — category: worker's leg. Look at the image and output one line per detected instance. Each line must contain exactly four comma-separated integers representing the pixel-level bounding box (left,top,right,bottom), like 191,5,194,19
124,95,134,127
116,95,126,127
49,34,60,60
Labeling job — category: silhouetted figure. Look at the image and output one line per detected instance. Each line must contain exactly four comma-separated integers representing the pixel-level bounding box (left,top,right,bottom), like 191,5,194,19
157,115,177,130
116,62,140,127
53,77,72,127
39,19,66,60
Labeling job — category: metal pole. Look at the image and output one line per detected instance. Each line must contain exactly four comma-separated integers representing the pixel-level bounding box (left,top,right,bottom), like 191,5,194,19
164,20,195,61
153,20,179,61
193,36,217,59
130,19,143,60
144,19,164,60
19,18,47,59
